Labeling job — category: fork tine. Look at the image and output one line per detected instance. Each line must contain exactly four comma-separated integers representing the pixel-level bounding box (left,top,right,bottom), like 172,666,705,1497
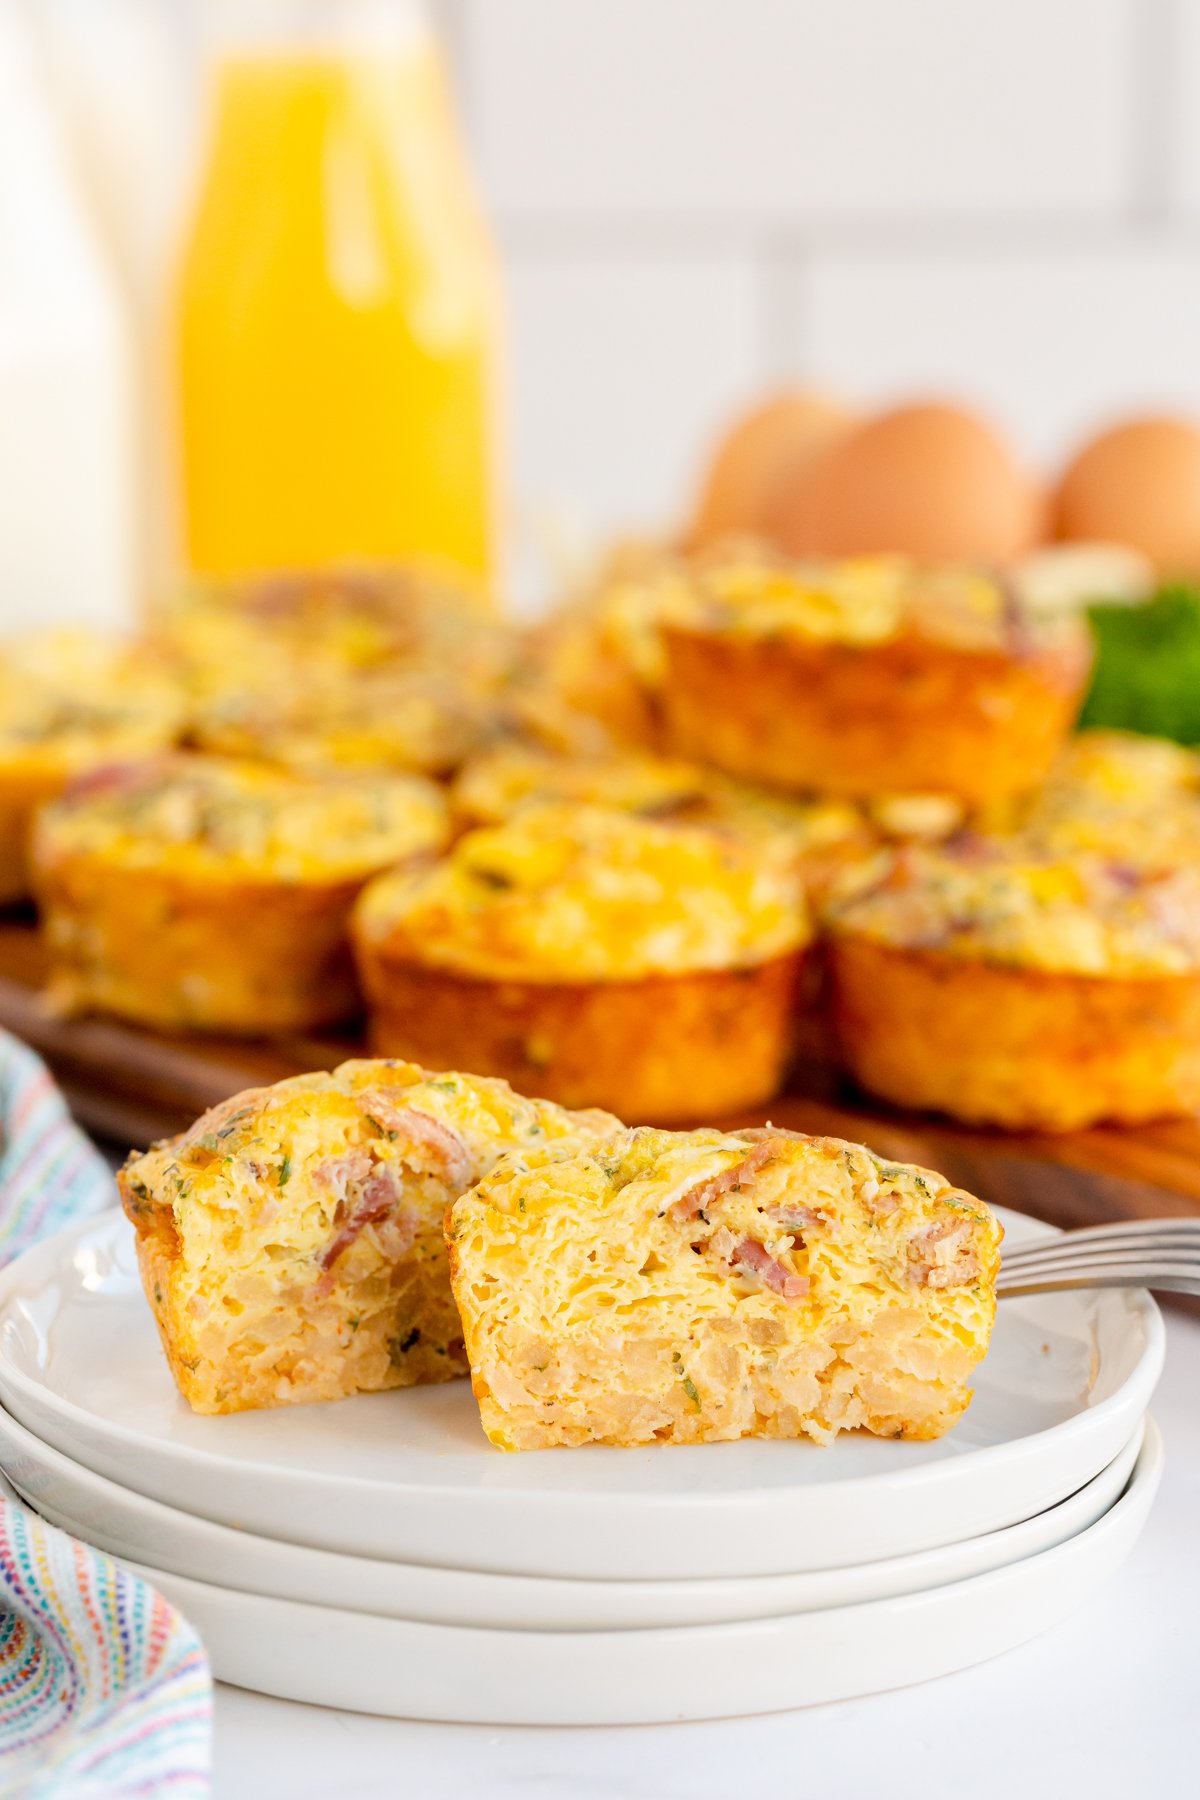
999,1255,1200,1289
1003,1239,1200,1271
1002,1226,1200,1267
999,1266,1200,1298
1001,1267,1199,1294
1002,1218,1200,1255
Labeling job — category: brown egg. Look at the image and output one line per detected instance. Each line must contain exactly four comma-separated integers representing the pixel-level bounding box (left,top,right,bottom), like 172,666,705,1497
773,400,1040,562
689,389,853,546
1052,416,1200,575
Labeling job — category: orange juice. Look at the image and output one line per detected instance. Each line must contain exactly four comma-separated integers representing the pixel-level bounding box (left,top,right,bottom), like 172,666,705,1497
175,6,499,583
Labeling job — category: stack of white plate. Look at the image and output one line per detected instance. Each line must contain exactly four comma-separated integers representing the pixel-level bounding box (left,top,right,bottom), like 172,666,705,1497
0,1207,1164,1725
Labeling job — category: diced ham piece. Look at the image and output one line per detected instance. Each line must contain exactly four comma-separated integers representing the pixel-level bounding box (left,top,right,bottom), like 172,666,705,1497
316,1148,373,1207
316,1161,414,1295
731,1236,809,1301
909,1217,970,1258
312,1103,475,1297
669,1139,782,1222
908,1215,979,1289
63,760,157,806
367,1098,478,1190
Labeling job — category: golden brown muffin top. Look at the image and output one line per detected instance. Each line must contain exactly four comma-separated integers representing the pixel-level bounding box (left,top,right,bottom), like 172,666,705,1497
453,741,864,863
123,1057,618,1225
356,801,810,980
824,831,1200,976
36,753,448,883
161,563,519,779
1021,729,1200,866
627,545,1085,655
0,631,185,770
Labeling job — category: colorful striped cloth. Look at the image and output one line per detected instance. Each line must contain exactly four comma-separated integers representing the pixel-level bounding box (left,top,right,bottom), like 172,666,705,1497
0,1030,212,1798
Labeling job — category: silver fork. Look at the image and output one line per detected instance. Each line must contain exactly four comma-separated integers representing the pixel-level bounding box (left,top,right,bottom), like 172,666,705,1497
998,1218,1200,1297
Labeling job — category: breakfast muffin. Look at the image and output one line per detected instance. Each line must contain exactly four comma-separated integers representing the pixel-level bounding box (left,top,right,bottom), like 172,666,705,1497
520,541,674,750
164,563,517,779
159,561,498,677
353,803,810,1120
453,741,867,894
448,1124,1002,1450
652,548,1092,804
119,1059,617,1415
193,663,503,781
0,631,185,903
824,834,1200,1129
34,754,449,1032
1021,729,1200,864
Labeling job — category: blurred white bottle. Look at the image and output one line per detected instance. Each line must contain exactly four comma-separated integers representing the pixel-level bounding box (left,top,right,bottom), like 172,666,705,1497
0,0,136,629
30,0,196,604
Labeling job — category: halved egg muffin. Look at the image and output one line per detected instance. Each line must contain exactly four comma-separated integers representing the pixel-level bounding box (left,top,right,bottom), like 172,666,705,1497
448,1124,1001,1450
119,1059,616,1414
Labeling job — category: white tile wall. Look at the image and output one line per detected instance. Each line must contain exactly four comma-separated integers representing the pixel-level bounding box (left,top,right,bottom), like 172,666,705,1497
1167,0,1200,212
465,0,1135,222
505,252,763,541
439,0,1200,557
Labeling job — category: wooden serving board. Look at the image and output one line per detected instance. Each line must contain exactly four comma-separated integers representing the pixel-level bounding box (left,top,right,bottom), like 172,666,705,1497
2,918,1199,1233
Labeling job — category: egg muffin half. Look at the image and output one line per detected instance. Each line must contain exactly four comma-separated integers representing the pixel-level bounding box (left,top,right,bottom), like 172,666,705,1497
448,1125,1002,1450
824,834,1200,1129
353,803,811,1121
651,548,1092,806
34,754,449,1032
0,631,185,903
119,1059,617,1415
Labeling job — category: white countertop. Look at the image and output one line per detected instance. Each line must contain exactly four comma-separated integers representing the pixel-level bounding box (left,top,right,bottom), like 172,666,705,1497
210,1309,1200,1800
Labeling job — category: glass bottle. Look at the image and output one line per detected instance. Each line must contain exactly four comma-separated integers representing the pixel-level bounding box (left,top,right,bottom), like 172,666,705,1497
175,0,501,586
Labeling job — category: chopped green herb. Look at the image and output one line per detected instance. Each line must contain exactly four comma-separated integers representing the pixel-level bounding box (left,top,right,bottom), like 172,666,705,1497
681,1375,701,1410
873,1159,909,1181
277,1153,292,1188
217,1108,253,1140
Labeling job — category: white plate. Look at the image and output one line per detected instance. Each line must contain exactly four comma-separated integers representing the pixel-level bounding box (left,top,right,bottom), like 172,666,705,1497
0,1401,1145,1631
59,1422,1162,1725
0,1208,1163,1580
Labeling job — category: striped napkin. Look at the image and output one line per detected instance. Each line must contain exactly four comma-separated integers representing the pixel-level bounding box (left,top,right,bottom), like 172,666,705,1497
0,1030,212,1799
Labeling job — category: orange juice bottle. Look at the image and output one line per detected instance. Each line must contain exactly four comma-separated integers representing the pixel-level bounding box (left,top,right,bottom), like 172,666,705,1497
175,0,500,585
